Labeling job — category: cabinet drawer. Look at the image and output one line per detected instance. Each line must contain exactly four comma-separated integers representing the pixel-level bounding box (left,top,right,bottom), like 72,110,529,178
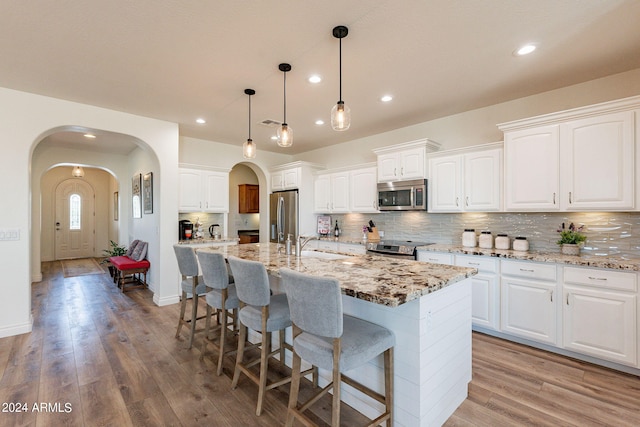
456,255,498,273
338,243,366,255
564,266,637,292
417,251,454,265
316,240,339,251
502,260,556,281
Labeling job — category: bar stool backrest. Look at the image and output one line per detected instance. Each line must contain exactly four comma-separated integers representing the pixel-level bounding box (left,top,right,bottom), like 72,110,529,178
173,244,199,277
197,251,229,290
227,256,270,307
280,268,343,339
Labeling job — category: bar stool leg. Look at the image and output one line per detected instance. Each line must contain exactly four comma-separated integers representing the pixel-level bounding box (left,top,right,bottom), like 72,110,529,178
332,338,341,427
256,330,271,416
175,290,188,338
217,308,227,376
231,322,247,389
384,347,394,427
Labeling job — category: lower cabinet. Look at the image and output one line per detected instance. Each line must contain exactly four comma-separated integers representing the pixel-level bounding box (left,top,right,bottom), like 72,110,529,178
500,260,558,345
456,255,499,331
562,266,637,366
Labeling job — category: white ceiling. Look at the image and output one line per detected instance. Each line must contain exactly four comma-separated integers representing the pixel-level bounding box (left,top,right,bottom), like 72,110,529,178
2,0,640,155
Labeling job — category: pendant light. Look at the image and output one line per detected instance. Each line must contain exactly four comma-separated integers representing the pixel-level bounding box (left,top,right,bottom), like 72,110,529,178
243,88,256,159
331,25,351,131
71,166,85,178
277,63,293,147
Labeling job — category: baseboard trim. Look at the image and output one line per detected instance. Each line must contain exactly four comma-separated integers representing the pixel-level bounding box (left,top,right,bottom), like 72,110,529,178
0,315,33,338
154,294,180,307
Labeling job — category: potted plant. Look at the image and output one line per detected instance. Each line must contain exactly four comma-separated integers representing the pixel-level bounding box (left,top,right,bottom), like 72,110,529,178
101,240,127,276
557,223,586,255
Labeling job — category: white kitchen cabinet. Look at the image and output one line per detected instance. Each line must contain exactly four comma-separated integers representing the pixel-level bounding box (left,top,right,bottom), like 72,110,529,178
349,167,378,212
313,172,349,213
456,255,500,331
503,125,560,211
562,266,637,366
373,139,440,182
179,168,229,213
560,111,635,210
429,146,502,212
501,260,558,345
416,251,454,265
271,167,301,191
500,98,638,211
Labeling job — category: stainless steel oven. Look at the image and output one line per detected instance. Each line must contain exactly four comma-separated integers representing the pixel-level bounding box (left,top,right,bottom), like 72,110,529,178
366,240,433,260
377,179,427,211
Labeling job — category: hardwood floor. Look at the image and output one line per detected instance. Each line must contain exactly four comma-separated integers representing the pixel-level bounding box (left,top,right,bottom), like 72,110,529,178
1,260,639,426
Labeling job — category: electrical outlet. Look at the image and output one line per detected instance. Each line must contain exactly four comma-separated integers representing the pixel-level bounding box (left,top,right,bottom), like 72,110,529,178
0,228,20,241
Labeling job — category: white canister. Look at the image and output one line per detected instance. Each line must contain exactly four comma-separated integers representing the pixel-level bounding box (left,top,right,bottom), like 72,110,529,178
479,231,493,249
495,234,510,250
462,229,477,247
513,236,529,252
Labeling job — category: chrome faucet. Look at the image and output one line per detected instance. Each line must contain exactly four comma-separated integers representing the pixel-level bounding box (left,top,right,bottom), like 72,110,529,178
295,235,319,257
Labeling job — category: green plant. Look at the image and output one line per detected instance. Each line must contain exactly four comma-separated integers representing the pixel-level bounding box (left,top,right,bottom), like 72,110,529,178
101,240,127,263
556,223,586,245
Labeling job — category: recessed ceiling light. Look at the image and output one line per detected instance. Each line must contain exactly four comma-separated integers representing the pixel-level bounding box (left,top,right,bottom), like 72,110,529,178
308,75,322,84
196,118,206,124
315,119,325,125
83,133,96,139
380,95,393,102
514,44,536,56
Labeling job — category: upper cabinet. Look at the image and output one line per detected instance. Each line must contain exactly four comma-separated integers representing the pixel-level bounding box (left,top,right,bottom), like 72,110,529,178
271,167,301,191
238,184,259,214
373,139,441,182
179,167,230,213
499,96,640,211
429,145,502,212
313,165,378,214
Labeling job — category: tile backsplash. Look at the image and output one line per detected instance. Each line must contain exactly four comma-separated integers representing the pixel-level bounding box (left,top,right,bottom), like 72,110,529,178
178,212,225,238
331,211,640,257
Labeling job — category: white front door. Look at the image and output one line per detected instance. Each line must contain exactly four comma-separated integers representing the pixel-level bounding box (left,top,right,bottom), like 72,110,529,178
55,179,95,259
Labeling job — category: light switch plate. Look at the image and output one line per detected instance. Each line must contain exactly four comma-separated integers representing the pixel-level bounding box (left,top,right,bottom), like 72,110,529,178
0,228,20,241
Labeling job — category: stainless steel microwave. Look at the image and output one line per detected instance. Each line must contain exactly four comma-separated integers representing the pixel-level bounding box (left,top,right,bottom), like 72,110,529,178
377,179,427,211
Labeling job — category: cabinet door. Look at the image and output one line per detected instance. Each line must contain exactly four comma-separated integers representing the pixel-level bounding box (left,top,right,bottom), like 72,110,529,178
470,273,499,330
501,277,557,344
561,111,635,210
563,285,636,366
504,125,560,210
399,147,425,179
179,169,203,211
283,168,300,189
377,153,399,181
239,184,259,213
350,167,378,212
271,171,284,191
464,149,502,211
429,155,462,212
203,171,229,212
330,172,350,212
313,175,331,213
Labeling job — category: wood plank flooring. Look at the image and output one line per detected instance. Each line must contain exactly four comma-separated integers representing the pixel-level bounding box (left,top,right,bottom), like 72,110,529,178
0,259,638,426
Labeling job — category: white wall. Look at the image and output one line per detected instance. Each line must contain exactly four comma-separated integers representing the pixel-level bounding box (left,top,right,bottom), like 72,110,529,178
295,68,640,168
0,87,179,338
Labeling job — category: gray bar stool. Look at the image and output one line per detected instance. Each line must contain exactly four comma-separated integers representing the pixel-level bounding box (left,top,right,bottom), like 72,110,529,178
197,250,239,376
280,268,395,427
227,256,314,416
173,244,209,349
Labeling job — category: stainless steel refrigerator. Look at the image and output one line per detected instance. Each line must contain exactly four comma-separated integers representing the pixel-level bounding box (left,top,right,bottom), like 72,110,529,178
269,189,298,243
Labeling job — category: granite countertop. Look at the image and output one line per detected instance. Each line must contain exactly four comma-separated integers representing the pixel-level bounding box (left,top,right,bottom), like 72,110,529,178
176,237,239,245
198,243,477,307
418,243,640,271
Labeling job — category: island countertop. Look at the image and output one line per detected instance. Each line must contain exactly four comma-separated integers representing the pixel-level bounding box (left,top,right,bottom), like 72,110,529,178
198,242,476,307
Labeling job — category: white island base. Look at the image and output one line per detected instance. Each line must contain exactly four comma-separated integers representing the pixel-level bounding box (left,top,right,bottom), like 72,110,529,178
277,278,472,426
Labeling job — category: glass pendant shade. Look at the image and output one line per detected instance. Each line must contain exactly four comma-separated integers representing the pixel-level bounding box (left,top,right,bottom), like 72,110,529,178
331,101,351,131
243,138,256,159
277,123,293,147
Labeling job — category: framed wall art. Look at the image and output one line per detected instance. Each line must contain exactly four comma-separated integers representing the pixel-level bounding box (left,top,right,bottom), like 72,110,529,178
143,172,153,214
132,173,142,218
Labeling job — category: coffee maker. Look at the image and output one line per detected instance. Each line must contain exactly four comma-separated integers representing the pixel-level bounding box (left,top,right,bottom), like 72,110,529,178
179,220,194,240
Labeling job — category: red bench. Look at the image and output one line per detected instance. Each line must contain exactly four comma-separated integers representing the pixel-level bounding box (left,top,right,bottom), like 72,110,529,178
109,240,150,292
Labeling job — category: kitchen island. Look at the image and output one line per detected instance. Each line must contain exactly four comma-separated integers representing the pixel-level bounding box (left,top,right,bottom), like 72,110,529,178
199,243,477,426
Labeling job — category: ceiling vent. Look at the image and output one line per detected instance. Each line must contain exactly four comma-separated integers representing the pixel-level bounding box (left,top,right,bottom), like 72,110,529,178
259,119,282,128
